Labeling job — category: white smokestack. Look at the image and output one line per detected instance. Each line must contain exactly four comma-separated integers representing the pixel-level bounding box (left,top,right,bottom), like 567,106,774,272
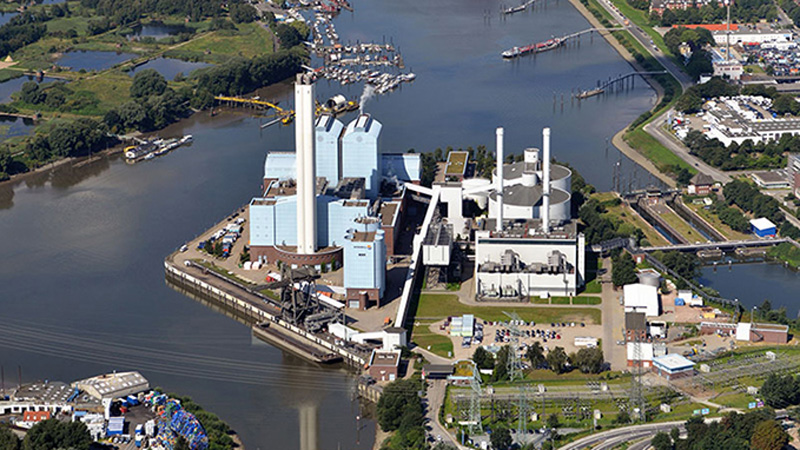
295,73,317,254
542,127,551,235
496,127,504,233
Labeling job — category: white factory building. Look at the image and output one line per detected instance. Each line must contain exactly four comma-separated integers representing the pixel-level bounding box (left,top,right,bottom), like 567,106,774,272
711,29,793,46
458,128,584,299
623,283,661,317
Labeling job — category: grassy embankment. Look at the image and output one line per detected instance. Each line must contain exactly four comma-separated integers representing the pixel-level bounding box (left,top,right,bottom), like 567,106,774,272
684,201,752,241
592,192,670,246
580,0,695,182
658,209,704,242
767,242,800,269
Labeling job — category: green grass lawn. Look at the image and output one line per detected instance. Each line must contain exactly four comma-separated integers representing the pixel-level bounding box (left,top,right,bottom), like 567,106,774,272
768,242,800,269
164,23,274,63
46,16,94,36
552,296,572,305
411,321,453,358
624,127,695,174
583,278,602,294
413,294,602,324
573,296,602,305
658,209,703,243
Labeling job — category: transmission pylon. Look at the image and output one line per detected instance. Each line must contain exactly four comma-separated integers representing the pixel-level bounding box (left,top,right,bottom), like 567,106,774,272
504,311,530,437
467,360,482,436
629,336,646,422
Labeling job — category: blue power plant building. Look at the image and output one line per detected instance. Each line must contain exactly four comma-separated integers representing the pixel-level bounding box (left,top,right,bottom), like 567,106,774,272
249,112,419,309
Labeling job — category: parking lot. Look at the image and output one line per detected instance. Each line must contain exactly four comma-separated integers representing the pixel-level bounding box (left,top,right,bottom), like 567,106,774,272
427,317,604,362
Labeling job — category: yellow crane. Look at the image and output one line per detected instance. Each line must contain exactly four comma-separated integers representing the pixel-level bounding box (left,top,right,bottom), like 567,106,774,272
214,95,295,124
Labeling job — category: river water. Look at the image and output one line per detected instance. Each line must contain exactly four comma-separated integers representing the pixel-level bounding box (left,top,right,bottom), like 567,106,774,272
1,1,668,448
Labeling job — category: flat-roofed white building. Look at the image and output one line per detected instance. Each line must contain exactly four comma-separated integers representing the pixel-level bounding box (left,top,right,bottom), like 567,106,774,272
623,283,660,317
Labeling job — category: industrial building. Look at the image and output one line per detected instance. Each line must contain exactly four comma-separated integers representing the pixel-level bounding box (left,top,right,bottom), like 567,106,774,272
696,96,800,146
750,217,776,238
700,321,789,343
711,29,793,46
366,349,401,382
72,371,150,401
248,74,419,308
652,354,695,380
623,283,661,317
625,312,647,342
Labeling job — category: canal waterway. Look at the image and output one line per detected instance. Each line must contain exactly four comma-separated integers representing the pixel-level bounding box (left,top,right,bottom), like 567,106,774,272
1,1,667,448
699,262,800,317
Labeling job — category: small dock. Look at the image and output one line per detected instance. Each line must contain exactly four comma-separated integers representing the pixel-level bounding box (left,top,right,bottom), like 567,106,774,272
574,71,668,99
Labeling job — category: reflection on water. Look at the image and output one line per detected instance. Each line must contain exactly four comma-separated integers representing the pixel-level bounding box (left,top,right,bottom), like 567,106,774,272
57,50,138,71
0,11,17,27
131,58,211,81
126,23,192,40
0,75,61,103
699,262,800,316
0,115,35,143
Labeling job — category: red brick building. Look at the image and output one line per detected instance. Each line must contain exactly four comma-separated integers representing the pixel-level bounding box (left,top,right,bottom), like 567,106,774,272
367,349,401,382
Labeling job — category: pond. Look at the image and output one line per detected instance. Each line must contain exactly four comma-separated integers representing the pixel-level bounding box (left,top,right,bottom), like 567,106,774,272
0,11,17,27
56,50,138,72
0,115,35,143
130,57,211,81
0,75,60,103
126,23,192,40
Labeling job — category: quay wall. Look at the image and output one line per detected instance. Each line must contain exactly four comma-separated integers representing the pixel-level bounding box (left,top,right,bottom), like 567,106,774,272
164,261,367,368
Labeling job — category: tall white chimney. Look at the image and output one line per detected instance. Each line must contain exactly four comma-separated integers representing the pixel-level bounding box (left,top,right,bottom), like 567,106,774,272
496,127,504,233
295,73,317,254
542,127,551,235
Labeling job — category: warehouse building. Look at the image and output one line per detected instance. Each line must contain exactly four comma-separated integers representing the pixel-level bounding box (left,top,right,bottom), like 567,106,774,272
623,283,661,317
72,371,149,401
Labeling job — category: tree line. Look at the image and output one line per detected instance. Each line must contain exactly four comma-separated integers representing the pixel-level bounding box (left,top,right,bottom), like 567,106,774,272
194,47,306,108
663,27,714,80
103,69,190,132
24,118,117,165
473,342,605,378
0,11,47,58
0,419,92,450
638,0,778,26
78,0,236,25
651,409,787,450
723,179,783,225
377,378,428,450
682,130,788,171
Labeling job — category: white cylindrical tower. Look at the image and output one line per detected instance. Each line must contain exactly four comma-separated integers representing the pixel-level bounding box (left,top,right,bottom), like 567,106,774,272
295,73,317,254
542,127,551,235
496,127,504,233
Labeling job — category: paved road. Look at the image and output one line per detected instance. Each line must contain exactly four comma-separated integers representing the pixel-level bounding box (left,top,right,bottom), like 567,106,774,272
642,116,733,183
592,0,692,90
558,421,685,450
425,380,466,449
588,0,739,186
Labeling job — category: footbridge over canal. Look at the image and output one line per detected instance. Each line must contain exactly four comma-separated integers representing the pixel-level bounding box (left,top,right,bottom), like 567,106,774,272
640,238,789,253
